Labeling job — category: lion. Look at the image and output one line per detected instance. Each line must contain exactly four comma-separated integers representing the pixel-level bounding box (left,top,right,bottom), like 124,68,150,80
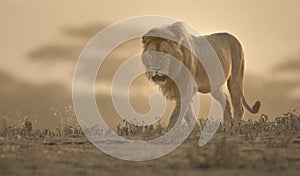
141,22,261,129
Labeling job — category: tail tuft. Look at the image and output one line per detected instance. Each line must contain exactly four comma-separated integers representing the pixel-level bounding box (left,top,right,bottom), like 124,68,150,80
242,97,261,114
251,101,261,114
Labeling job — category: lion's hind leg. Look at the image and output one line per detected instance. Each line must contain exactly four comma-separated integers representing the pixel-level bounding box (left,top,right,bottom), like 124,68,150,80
211,88,233,123
227,42,245,120
224,94,233,122
227,76,244,120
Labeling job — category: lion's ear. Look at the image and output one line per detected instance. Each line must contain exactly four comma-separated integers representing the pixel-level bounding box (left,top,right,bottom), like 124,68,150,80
141,35,146,43
171,22,186,32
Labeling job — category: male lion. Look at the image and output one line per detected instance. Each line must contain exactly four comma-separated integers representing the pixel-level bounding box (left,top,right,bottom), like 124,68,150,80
141,22,260,128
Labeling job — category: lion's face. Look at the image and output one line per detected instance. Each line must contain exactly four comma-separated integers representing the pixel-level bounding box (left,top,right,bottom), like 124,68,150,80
141,36,184,86
140,22,194,100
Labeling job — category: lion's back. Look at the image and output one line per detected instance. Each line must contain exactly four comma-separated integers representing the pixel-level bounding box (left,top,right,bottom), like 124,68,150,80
206,32,240,44
191,32,244,91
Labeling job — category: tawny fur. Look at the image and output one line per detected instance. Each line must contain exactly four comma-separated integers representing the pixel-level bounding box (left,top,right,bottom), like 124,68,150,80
142,22,260,121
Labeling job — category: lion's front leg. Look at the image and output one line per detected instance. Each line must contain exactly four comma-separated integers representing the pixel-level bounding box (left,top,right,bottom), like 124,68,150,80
167,100,195,130
167,100,181,130
184,104,196,126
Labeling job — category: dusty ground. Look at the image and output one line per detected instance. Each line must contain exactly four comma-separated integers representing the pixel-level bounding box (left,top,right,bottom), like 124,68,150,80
0,131,299,176
1,112,300,176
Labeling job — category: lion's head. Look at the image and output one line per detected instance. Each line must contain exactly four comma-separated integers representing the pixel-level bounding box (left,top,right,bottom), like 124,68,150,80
141,22,194,100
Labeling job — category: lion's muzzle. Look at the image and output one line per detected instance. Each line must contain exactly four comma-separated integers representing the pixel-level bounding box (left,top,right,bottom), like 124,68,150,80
151,71,167,85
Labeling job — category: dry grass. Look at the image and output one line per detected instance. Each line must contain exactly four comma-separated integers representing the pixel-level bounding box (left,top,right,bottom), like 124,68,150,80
114,110,300,140
1,109,299,140
0,109,299,176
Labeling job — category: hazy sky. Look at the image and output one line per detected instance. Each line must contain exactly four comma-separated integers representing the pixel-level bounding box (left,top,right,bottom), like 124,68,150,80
1,0,300,81
0,0,299,128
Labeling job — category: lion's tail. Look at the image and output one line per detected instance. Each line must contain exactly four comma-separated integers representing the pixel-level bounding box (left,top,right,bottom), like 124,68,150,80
242,96,261,114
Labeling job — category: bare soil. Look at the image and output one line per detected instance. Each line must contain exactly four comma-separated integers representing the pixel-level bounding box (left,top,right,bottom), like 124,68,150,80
1,131,299,176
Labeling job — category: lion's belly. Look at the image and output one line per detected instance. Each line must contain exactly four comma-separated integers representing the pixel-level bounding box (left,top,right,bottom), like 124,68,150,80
195,73,211,93
194,64,231,94
193,49,232,94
